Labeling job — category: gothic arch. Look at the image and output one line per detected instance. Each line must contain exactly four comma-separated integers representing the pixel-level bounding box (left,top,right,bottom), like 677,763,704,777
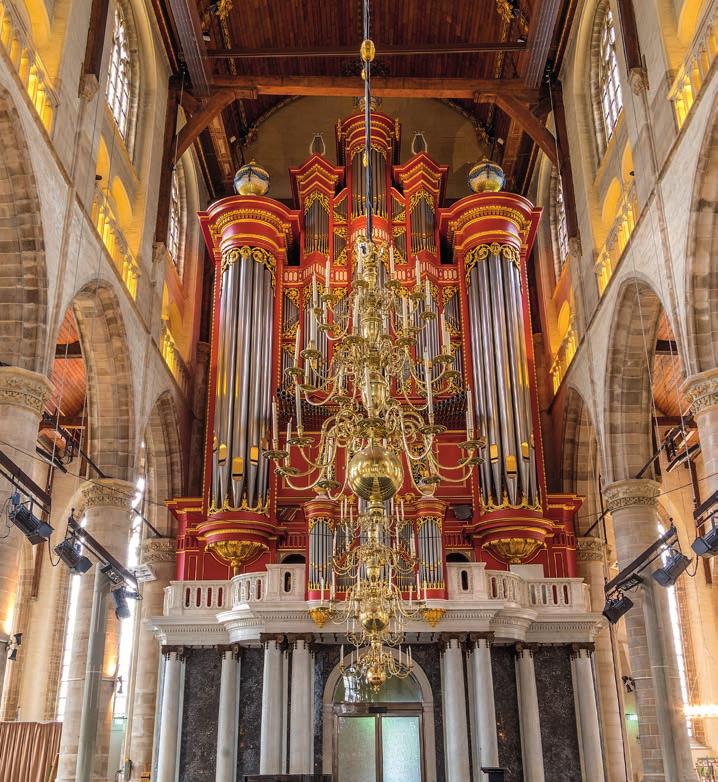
562,387,602,534
603,278,666,482
143,391,183,534
0,85,47,372
71,282,134,479
685,100,718,374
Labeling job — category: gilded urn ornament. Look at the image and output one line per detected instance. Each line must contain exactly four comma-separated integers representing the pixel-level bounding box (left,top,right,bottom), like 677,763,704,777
467,158,505,193
233,160,271,196
347,445,404,501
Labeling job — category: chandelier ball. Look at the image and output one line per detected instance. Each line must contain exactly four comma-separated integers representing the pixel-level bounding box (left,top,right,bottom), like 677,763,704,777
347,445,403,500
366,664,387,691
359,599,390,633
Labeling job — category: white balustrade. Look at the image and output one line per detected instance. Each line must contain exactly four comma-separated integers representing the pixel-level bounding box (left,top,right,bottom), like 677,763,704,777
163,580,230,616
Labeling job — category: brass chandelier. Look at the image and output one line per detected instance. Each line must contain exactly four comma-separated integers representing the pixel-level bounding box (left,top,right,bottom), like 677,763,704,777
267,0,482,691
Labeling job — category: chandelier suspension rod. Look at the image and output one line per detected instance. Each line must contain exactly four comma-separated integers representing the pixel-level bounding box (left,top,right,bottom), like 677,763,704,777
363,0,373,242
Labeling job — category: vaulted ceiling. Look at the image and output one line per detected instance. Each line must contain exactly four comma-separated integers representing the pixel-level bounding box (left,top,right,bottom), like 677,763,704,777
151,0,577,198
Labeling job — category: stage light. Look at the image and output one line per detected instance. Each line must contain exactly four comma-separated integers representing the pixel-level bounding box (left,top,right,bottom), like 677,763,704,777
54,538,93,575
692,525,718,557
603,593,634,624
110,587,140,620
652,550,691,587
8,493,53,544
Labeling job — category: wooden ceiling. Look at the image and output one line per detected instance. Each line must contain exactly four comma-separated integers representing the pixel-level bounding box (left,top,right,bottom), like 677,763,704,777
152,0,577,197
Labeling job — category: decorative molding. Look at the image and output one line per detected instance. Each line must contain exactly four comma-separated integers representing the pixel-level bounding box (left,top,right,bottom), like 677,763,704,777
575,536,604,562
602,479,660,512
141,538,177,564
682,368,718,416
78,73,99,101
0,367,53,416
74,479,136,517
628,67,650,95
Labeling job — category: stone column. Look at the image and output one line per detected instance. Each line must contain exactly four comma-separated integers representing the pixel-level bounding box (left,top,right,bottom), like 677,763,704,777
289,636,313,774
469,634,499,775
0,367,52,707
260,635,284,774
128,538,177,781
216,646,240,782
515,645,545,782
56,478,135,782
683,368,718,497
603,479,698,782
441,637,470,782
576,536,629,782
572,646,606,782
156,648,184,782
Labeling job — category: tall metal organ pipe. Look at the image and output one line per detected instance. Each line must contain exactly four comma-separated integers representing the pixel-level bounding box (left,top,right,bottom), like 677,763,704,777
466,246,537,508
212,249,275,510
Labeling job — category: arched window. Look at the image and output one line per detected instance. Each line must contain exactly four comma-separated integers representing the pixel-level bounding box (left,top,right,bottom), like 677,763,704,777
166,163,186,274
550,169,570,276
591,2,623,151
106,7,132,138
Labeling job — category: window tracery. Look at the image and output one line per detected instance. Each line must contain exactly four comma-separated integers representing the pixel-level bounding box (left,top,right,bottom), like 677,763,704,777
106,6,133,140
598,8,623,139
167,164,186,274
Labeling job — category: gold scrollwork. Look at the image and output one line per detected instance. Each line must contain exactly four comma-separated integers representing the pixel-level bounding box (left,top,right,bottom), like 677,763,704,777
334,247,348,267
464,243,520,286
285,288,300,306
222,246,277,287
409,190,435,211
333,225,347,238
442,285,458,305
304,191,330,214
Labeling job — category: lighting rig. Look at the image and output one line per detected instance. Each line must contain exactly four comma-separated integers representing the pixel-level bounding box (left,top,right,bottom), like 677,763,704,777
691,490,718,558
602,525,691,623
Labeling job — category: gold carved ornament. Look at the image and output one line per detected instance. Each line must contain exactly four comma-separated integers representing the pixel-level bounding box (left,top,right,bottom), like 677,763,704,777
221,246,277,287
207,540,268,575
486,537,543,564
464,243,520,286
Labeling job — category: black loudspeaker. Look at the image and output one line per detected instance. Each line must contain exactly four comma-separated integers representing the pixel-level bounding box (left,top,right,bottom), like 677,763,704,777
481,768,506,782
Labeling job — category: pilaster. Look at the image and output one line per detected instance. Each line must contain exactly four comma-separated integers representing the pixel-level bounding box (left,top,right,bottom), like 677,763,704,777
683,367,718,497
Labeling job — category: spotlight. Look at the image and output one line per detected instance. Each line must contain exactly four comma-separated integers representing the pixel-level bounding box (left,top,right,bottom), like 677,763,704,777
54,538,93,575
8,493,53,544
652,550,691,587
101,563,128,586
6,633,22,661
692,525,718,557
111,587,140,620
603,593,634,624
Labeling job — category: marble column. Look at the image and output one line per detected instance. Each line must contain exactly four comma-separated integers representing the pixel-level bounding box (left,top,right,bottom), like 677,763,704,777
576,536,629,782
572,646,606,782
604,479,698,782
683,368,718,497
156,649,184,782
470,634,499,776
0,367,52,709
289,637,313,774
515,645,545,782
260,636,284,774
441,637,470,782
216,646,240,782
56,478,135,782
128,538,177,781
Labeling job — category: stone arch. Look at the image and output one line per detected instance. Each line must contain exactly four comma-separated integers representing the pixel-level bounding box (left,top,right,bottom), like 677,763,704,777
143,391,183,534
71,282,134,479
561,387,602,534
685,100,718,374
603,278,668,482
0,84,47,371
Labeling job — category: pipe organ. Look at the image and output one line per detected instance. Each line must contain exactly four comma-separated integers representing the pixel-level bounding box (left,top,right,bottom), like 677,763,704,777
172,108,580,582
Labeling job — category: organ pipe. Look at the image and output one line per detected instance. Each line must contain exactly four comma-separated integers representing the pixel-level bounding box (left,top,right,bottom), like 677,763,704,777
212,248,275,510
466,245,537,508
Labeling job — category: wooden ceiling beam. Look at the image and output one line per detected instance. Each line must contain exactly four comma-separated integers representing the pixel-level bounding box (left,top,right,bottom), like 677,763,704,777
175,88,250,159
55,341,83,358
167,0,212,96
209,75,540,101
205,42,528,59
524,0,563,88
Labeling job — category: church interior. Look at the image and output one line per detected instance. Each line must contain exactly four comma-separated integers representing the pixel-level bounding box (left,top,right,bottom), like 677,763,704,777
0,0,716,780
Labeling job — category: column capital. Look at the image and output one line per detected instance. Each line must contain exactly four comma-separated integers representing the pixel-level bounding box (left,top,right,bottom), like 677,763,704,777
576,536,605,562
162,645,189,661
217,643,241,659
439,632,465,651
602,478,661,513
468,632,495,648
0,367,53,415
73,478,136,518
682,367,718,417
570,642,596,658
141,537,177,564
286,633,314,649
515,642,539,658
259,632,286,649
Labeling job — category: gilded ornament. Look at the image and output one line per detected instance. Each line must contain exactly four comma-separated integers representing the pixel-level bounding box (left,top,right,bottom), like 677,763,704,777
233,161,271,196
420,607,446,628
207,540,268,575
487,537,543,564
221,246,277,287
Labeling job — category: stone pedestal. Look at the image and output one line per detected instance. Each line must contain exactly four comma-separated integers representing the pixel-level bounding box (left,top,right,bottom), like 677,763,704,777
515,645,545,782
0,367,52,709
156,649,184,782
216,647,240,782
128,538,177,781
259,637,284,774
604,479,697,782
441,638,470,782
289,638,313,774
470,635,499,775
683,368,718,497
572,646,605,781
576,536,628,782
56,479,135,782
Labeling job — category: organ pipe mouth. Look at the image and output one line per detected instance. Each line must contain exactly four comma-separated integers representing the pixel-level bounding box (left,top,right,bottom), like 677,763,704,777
218,443,228,464
232,457,244,479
